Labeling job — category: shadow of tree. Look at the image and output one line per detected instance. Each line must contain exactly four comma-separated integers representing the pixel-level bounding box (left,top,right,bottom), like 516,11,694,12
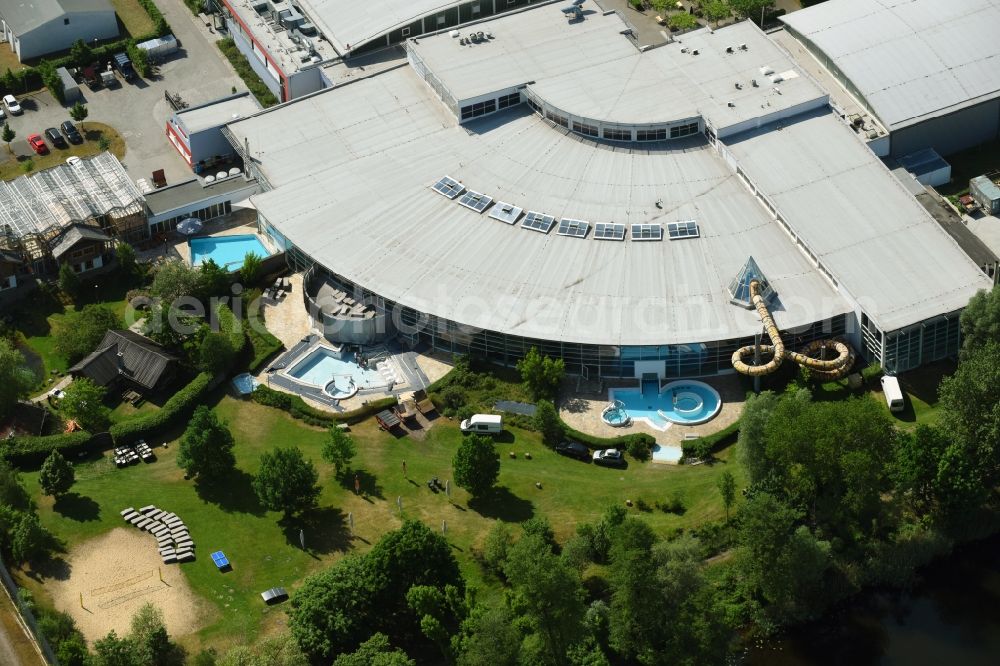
468,486,534,522
52,492,100,522
562,397,590,414
338,468,384,500
195,468,266,516
29,555,71,582
279,506,351,556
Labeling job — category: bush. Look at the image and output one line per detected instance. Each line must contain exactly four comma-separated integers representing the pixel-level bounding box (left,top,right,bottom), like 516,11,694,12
626,436,651,461
250,384,397,426
135,0,171,37
109,372,215,444
862,362,883,385
126,40,150,78
439,385,467,413
657,493,686,515
1,431,94,466
37,60,64,103
217,39,279,108
680,420,740,460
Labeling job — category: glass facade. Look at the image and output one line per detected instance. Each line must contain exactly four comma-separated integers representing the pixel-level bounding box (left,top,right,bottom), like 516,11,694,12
882,312,961,374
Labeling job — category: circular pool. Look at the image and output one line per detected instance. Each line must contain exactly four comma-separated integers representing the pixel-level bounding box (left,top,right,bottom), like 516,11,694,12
324,378,359,400
657,381,722,425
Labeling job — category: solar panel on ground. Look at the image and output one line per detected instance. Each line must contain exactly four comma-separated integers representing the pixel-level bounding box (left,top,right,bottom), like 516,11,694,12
557,218,590,238
488,201,523,224
431,175,464,199
631,224,662,241
522,211,556,234
458,190,493,213
667,220,699,240
593,223,625,241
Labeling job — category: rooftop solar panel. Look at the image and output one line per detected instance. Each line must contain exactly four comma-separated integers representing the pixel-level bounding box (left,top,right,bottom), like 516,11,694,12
593,223,626,241
522,211,556,234
458,190,493,213
667,220,700,240
488,201,523,224
631,224,662,241
431,175,464,199
557,218,590,238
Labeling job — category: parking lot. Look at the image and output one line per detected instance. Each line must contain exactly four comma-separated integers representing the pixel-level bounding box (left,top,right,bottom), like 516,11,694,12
1,0,247,186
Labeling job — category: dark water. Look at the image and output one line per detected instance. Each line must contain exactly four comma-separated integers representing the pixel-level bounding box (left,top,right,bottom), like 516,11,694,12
745,533,1000,665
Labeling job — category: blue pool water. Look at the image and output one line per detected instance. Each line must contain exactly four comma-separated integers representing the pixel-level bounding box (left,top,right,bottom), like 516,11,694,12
611,380,721,429
189,235,269,271
287,347,384,395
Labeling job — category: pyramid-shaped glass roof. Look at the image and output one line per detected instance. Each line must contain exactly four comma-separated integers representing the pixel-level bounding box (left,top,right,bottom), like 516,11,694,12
728,256,774,308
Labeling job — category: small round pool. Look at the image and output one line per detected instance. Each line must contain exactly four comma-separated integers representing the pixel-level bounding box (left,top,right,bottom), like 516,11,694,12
324,377,358,400
656,381,721,425
602,403,632,427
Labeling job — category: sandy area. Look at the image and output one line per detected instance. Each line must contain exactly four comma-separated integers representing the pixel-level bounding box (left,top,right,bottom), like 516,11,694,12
47,528,207,643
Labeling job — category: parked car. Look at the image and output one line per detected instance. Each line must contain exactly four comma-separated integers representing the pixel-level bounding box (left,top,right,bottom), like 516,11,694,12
555,441,591,461
60,120,82,144
3,94,22,115
592,448,626,468
44,127,67,148
459,414,503,435
27,133,47,154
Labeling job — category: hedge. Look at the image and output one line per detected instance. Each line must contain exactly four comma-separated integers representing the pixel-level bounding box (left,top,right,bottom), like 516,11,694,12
247,327,282,373
217,39,279,108
680,420,741,461
109,372,215,444
251,384,397,427
1,431,95,466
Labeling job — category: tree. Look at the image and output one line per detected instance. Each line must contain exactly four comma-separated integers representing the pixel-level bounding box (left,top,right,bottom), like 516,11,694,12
9,512,50,563
321,426,357,479
729,0,775,25
218,636,309,666
60,378,111,431
53,304,122,364
151,260,202,305
198,332,235,375
1,124,13,153
332,633,415,666
70,101,89,132
178,406,237,482
241,252,263,286
1,68,16,93
482,520,513,576
69,39,93,68
117,242,137,275
126,40,150,78
98,135,111,151
129,602,182,666
0,338,35,421
702,0,731,25
736,391,782,486
894,424,949,512
455,605,521,666
39,450,75,497
503,534,586,664
960,285,1000,352
59,261,80,298
198,259,230,299
668,12,699,32
253,447,321,517
92,630,138,666
0,459,31,510
516,347,565,400
718,470,736,522
452,434,500,498
533,399,564,447
939,341,1000,488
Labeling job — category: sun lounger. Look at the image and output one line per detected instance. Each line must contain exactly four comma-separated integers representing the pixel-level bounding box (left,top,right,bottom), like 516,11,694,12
129,515,145,525
136,518,151,530
162,554,177,564
260,587,288,604
175,540,194,549
177,551,195,562
150,510,166,520
120,507,136,517
121,510,139,521
158,546,175,556
151,526,168,536
139,505,156,514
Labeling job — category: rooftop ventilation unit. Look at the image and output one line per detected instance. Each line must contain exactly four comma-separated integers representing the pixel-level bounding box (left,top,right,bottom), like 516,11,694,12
760,65,774,76
770,73,784,84
726,46,734,54
739,43,748,50
691,49,699,55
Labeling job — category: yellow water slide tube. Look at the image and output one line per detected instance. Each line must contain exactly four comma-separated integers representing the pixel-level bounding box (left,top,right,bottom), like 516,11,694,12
731,280,855,380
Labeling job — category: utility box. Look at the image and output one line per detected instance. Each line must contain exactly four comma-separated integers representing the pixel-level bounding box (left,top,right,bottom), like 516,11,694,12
970,175,1000,215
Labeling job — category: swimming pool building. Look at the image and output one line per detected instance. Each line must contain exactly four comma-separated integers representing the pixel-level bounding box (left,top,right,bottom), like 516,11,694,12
224,4,992,378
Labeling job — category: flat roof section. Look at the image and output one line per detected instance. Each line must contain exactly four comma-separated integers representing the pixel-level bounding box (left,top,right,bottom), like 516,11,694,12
175,94,261,135
781,0,1000,130
303,0,461,53
723,109,993,332
145,176,256,216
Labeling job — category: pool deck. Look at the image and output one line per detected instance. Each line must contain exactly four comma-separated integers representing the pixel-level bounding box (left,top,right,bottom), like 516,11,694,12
559,374,745,462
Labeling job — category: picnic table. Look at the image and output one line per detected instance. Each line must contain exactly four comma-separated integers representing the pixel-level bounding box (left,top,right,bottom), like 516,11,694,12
211,551,230,570
375,409,401,431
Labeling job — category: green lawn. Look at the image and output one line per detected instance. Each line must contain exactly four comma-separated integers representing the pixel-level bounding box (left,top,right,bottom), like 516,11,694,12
814,361,948,429
109,0,156,38
19,391,746,655
1,123,127,182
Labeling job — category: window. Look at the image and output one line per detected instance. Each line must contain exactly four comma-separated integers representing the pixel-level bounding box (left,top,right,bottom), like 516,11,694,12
572,121,598,137
547,111,568,128
402,27,411,37
603,127,632,141
472,2,481,14
460,99,496,120
669,121,699,138
526,98,541,113
631,224,662,241
64,18,70,25
437,15,446,26
636,128,667,141
666,220,699,240
498,92,521,109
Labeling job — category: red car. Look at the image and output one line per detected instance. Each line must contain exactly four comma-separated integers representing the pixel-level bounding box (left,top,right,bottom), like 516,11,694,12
27,133,48,155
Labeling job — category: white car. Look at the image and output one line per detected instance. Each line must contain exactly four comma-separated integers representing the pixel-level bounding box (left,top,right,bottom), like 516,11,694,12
3,94,22,115
49,388,66,400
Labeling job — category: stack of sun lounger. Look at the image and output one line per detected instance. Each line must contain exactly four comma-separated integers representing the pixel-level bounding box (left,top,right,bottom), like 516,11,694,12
114,446,140,467
135,440,155,462
120,506,195,564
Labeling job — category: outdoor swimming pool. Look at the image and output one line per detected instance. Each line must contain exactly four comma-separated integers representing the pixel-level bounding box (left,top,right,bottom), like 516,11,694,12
286,346,385,398
610,380,721,430
189,235,269,271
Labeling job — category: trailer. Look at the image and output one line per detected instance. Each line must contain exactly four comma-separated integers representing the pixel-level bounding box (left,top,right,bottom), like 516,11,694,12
113,53,135,81
137,34,178,61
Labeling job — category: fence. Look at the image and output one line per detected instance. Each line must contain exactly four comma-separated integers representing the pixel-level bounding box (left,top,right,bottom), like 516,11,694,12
0,557,58,664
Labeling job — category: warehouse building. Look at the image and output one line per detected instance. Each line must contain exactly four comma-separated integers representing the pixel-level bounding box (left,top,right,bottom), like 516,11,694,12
166,92,261,170
781,0,1000,157
0,0,119,62
224,5,992,376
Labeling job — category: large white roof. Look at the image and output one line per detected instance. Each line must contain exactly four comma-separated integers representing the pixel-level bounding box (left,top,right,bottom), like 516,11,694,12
724,109,992,331
781,0,1000,130
303,0,460,53
228,67,849,346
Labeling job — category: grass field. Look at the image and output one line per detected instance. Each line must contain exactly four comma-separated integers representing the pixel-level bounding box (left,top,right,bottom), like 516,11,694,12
110,0,156,38
0,123,127,182
18,391,745,654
